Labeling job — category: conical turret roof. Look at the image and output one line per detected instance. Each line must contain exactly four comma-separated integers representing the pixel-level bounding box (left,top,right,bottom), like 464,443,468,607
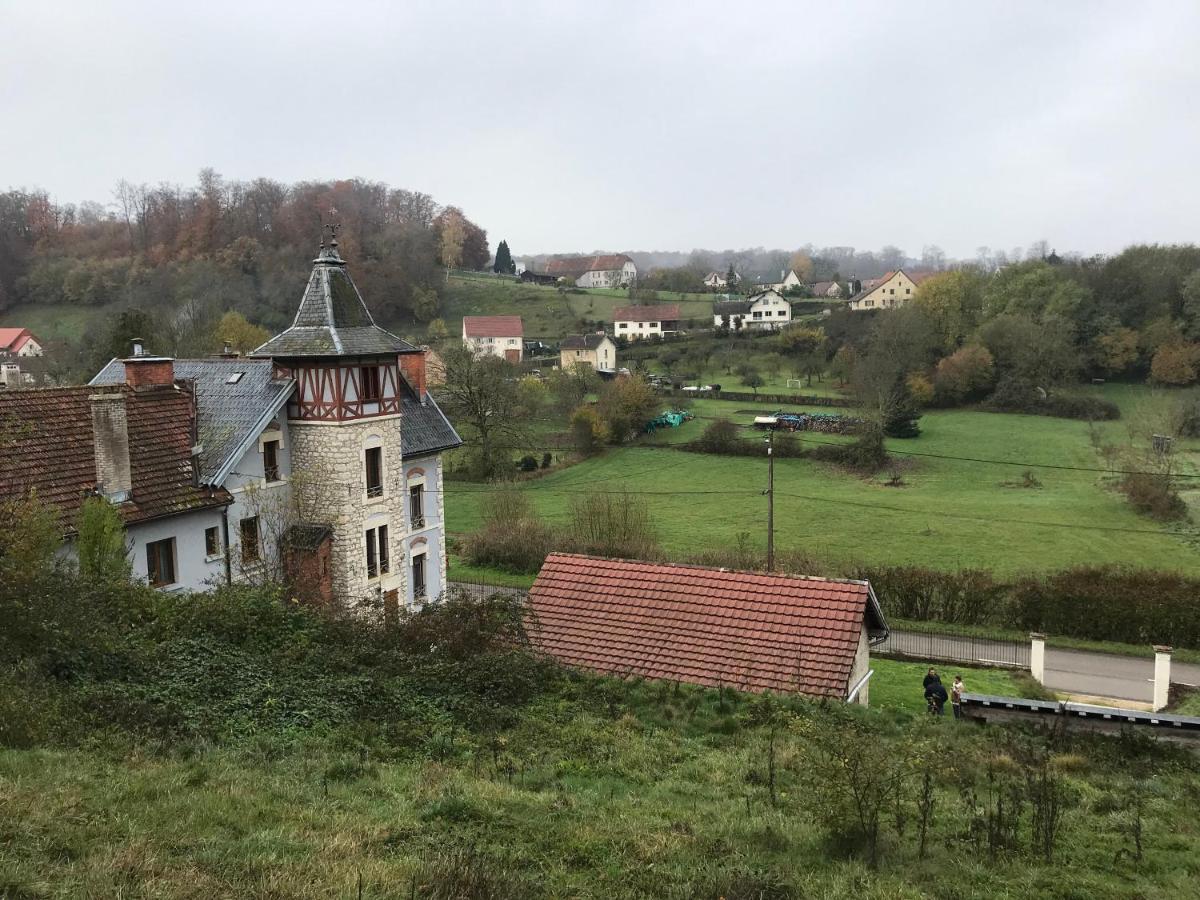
252,237,418,359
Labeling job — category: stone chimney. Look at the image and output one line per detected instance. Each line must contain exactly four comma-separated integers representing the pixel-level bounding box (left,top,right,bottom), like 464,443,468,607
89,391,132,502
220,340,240,359
399,351,427,400
124,338,175,389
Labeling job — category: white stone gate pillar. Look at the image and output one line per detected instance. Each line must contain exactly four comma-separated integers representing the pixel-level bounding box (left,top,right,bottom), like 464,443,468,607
1153,645,1172,712
1030,632,1046,684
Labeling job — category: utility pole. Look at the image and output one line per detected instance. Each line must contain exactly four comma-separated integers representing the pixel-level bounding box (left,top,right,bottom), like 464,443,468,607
766,429,775,572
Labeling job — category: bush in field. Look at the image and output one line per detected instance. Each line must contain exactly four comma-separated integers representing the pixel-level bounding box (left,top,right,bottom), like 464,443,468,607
462,489,554,573
1119,473,1187,521
1150,342,1200,385
569,404,610,455
933,344,995,405
811,425,890,472
597,376,660,443
694,418,744,454
568,491,659,560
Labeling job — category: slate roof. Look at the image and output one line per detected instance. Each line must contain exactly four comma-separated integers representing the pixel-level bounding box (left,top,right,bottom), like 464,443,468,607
0,384,231,532
560,333,610,350
463,315,524,338
527,554,888,698
401,380,463,458
91,358,294,484
809,281,839,297
251,242,419,359
713,299,753,316
613,304,681,323
544,254,633,278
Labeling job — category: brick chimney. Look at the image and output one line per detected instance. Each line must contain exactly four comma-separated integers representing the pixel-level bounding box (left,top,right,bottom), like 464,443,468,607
89,391,132,502
124,338,175,389
399,350,427,400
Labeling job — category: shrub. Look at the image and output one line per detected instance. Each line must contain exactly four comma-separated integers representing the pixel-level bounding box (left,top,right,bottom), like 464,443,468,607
906,372,934,407
1150,342,1200,385
984,377,1119,420
569,405,609,455
810,426,889,472
567,491,659,560
518,455,538,472
694,418,743,454
462,489,554,573
1119,473,1187,521
933,344,995,405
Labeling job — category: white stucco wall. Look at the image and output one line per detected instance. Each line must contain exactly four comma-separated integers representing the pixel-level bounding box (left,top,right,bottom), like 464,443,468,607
126,508,228,592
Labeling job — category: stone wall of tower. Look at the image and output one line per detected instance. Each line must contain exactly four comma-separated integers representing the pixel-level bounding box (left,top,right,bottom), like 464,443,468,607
288,415,407,613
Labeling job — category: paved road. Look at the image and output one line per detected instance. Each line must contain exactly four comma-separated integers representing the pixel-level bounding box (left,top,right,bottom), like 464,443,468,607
880,630,1200,702
452,585,1200,703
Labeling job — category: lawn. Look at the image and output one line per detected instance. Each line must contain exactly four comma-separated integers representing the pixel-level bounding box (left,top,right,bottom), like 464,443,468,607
868,657,1044,714
0,302,109,345
446,397,1200,575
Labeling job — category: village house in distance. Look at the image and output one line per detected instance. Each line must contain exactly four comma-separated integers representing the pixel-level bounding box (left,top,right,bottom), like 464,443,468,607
559,332,617,374
847,269,934,310
0,232,463,611
462,315,524,362
612,303,680,340
713,288,792,332
542,253,637,288
0,327,43,358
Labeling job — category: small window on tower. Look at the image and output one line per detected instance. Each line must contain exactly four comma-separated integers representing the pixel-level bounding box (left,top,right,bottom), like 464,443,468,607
365,447,383,497
360,366,382,401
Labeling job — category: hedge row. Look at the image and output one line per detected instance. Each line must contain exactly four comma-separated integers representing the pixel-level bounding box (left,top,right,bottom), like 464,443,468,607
859,564,1200,648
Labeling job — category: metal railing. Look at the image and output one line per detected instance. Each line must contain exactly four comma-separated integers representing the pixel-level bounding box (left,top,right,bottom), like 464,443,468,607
877,628,1030,670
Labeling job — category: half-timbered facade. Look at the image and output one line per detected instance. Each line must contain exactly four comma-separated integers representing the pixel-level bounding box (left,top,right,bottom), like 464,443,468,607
250,233,461,612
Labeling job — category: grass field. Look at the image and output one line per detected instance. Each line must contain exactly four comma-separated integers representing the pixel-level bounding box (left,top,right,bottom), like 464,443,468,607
448,396,1200,575
5,661,1177,900
0,302,109,345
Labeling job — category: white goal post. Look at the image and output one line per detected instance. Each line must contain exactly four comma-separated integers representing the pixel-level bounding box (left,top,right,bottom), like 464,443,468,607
786,378,804,388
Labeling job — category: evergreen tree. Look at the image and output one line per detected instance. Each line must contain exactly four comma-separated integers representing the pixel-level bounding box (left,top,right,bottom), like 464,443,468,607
494,240,515,275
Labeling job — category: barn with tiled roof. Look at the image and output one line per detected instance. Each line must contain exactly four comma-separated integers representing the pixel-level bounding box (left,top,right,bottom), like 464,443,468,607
527,553,889,704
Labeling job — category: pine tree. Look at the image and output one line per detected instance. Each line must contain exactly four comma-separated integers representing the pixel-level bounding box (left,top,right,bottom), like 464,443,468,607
494,240,515,275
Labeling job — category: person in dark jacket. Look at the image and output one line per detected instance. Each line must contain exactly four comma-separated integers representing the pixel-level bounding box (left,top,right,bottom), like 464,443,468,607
922,668,939,690
924,674,948,715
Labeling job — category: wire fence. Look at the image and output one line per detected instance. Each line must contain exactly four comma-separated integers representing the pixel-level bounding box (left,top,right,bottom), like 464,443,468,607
877,629,1030,670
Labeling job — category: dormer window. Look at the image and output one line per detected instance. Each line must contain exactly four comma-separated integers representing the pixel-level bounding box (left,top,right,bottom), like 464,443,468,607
226,372,244,384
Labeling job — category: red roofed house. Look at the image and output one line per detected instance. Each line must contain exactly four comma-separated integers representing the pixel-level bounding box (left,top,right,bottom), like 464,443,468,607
462,316,524,362
544,254,637,288
527,553,889,705
612,304,681,341
0,354,233,591
0,327,44,357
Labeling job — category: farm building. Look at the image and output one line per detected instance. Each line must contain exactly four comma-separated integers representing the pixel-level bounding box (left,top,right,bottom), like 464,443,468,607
847,270,936,311
613,304,681,340
0,327,43,357
713,289,792,332
559,332,617,373
544,254,637,288
527,554,889,705
462,316,524,362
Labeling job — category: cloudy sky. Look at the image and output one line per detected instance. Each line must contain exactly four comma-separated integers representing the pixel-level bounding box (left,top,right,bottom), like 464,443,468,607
2,0,1197,259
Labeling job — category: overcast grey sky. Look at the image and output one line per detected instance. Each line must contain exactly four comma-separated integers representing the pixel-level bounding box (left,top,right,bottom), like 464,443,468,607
2,0,1197,259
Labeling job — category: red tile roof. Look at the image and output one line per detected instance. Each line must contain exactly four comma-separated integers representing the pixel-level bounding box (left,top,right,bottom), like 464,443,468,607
0,327,35,353
527,554,887,698
612,304,681,323
0,383,231,532
544,254,633,277
463,315,524,338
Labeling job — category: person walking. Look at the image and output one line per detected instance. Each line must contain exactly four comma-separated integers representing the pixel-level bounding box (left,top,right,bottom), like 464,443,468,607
951,675,965,719
924,674,948,716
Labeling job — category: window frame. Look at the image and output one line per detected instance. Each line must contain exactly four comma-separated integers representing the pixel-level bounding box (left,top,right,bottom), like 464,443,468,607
365,524,390,579
146,537,177,587
204,526,221,559
411,552,427,600
240,516,260,564
360,365,382,401
409,483,425,528
262,438,281,483
365,446,384,498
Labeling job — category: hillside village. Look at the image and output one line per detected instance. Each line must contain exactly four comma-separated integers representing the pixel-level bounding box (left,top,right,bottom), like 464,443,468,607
5,3,1200,895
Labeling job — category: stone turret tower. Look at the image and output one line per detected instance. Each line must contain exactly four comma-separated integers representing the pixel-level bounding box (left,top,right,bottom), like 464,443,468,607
252,229,444,610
